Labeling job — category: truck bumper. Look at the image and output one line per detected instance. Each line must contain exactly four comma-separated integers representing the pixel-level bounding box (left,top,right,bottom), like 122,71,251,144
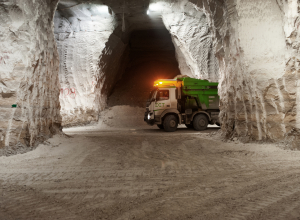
144,111,155,126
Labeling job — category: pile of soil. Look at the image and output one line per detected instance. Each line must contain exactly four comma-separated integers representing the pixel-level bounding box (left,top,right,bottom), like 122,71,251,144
97,105,148,129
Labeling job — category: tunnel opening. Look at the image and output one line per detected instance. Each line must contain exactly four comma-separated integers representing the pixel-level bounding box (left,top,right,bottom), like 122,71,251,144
53,0,220,129
107,29,181,108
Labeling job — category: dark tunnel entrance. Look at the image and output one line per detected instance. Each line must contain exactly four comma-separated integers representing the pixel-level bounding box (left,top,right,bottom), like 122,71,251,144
107,29,181,108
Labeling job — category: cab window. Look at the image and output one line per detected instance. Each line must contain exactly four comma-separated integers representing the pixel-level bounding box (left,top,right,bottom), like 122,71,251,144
156,90,169,101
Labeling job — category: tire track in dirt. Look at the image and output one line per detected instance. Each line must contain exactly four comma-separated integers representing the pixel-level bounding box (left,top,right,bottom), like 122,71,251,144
272,196,300,220
0,185,80,220
1,132,300,219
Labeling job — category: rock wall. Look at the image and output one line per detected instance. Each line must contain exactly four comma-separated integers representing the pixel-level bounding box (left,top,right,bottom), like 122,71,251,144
219,0,300,143
54,4,128,126
158,0,220,82
156,0,300,144
0,0,61,155
93,33,129,115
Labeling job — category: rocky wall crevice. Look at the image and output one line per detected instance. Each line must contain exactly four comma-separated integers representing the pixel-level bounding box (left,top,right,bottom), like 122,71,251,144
0,0,61,156
93,33,129,117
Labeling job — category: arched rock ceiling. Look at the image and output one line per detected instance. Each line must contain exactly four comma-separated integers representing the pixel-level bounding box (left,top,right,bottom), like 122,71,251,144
57,0,165,30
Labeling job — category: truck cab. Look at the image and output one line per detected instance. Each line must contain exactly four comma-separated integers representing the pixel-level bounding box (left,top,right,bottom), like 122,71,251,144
144,78,220,132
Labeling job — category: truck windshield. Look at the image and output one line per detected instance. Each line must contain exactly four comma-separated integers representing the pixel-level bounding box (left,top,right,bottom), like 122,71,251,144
148,89,157,100
146,88,157,107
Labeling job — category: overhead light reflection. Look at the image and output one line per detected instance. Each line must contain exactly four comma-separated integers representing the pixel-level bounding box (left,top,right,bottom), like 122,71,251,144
149,2,164,12
97,5,109,14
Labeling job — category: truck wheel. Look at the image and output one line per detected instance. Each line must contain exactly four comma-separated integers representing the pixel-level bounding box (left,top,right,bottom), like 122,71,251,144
193,114,208,131
185,124,193,129
163,115,178,132
157,124,164,129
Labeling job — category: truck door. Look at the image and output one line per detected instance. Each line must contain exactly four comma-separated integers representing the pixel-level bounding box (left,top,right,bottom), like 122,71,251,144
154,89,171,115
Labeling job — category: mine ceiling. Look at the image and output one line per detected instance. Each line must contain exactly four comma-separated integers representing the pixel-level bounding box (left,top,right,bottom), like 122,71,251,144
57,0,165,30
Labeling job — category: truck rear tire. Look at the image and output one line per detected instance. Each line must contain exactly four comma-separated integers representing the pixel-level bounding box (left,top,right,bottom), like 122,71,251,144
193,114,208,131
185,124,194,129
157,124,164,129
163,115,178,132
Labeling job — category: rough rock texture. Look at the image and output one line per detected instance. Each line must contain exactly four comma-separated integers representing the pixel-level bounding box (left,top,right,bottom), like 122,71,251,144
144,0,220,81
160,1,220,81
219,0,300,143
54,4,128,126
152,0,300,145
54,4,111,125
0,0,61,155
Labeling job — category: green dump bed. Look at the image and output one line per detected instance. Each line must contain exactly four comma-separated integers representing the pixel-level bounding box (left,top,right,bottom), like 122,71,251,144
178,77,219,110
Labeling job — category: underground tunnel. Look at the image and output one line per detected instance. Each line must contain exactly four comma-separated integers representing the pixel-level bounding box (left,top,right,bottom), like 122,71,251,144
1,0,300,153
107,29,181,108
1,0,300,219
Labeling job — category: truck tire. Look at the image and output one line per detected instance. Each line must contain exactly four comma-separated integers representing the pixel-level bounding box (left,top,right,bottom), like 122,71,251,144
185,124,194,129
193,114,208,131
163,115,178,132
157,124,164,129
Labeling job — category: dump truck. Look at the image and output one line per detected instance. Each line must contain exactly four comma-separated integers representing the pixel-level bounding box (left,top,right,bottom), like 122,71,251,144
144,77,220,132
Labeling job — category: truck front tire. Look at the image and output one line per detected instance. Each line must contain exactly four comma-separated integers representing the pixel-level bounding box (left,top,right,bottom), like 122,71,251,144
193,114,208,131
163,115,178,132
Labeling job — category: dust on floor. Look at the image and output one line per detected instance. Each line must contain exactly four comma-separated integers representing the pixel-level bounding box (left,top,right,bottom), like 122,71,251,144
1,124,300,220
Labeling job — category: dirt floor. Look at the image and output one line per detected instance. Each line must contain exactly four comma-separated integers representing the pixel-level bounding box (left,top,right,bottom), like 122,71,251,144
1,115,300,219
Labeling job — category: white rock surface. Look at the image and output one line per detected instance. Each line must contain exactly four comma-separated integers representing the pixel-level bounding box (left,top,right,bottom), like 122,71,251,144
0,0,61,155
54,4,128,127
218,0,300,144
156,0,220,82
151,0,300,145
